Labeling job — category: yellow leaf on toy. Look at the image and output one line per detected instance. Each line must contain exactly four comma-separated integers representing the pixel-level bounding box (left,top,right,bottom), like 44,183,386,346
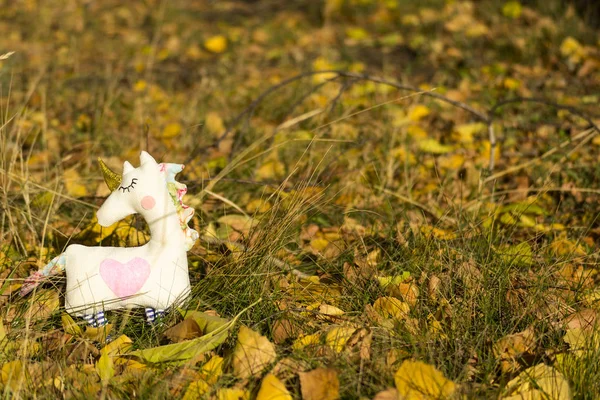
204,35,228,53
232,326,277,379
394,360,457,399
257,374,292,400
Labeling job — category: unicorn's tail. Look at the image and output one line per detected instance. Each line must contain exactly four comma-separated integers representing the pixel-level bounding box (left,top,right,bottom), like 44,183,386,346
20,253,67,296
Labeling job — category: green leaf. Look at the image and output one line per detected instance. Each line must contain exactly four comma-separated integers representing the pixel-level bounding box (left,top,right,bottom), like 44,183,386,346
128,299,262,365
127,329,229,364
499,242,534,267
178,310,229,334
500,202,547,216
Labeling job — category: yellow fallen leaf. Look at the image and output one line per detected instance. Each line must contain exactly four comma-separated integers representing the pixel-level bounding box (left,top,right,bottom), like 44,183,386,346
256,159,285,180
394,360,457,399
204,35,228,53
502,1,522,19
373,296,410,321
299,368,339,400
246,198,271,213
345,27,369,41
199,355,223,384
182,379,210,400
549,237,586,257
408,105,430,122
310,237,329,252
421,225,457,240
499,242,534,267
217,388,250,400
232,326,277,379
318,304,345,317
1,360,27,392
64,168,88,197
325,326,356,353
96,349,114,382
61,313,82,336
560,37,585,60
205,111,225,136
257,374,292,400
502,364,571,400
292,333,321,351
494,327,536,374
503,77,521,91
312,57,338,83
162,122,182,138
100,334,132,356
377,273,411,288
28,289,60,322
418,139,453,154
453,122,486,143
133,79,147,92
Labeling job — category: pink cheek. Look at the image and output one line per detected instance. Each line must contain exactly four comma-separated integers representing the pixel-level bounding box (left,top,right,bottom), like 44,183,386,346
141,196,156,210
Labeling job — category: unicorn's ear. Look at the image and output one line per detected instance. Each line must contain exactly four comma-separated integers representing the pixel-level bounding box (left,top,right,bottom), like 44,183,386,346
140,151,157,166
123,161,135,174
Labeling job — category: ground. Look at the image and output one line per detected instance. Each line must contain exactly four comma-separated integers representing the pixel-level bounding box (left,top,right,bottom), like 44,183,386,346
1,0,600,398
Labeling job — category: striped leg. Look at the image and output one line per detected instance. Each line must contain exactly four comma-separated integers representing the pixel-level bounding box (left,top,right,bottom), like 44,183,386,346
82,314,97,328
156,309,165,319
145,308,156,324
96,311,108,327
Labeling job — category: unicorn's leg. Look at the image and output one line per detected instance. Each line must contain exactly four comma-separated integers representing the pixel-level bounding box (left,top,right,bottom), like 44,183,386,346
145,307,156,324
82,314,97,328
95,311,108,327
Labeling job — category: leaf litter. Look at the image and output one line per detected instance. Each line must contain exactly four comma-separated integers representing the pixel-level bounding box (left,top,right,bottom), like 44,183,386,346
1,0,600,398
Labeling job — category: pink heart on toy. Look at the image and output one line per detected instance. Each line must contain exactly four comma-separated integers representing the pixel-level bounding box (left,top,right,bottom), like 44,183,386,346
99,257,151,298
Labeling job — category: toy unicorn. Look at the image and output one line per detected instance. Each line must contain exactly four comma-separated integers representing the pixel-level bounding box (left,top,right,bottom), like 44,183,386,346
20,151,199,327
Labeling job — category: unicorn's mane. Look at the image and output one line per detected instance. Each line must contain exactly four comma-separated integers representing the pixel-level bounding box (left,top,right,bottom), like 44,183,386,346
160,163,199,251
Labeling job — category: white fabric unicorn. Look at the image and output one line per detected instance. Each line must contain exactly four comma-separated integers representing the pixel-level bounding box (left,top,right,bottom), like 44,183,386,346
21,151,199,326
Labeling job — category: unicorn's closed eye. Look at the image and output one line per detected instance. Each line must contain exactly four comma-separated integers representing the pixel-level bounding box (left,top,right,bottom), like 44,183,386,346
20,151,199,327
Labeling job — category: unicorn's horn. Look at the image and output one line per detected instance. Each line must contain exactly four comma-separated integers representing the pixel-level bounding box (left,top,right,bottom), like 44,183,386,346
98,158,121,191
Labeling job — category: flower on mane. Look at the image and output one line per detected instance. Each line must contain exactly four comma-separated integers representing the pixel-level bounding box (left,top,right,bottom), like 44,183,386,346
160,163,199,250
